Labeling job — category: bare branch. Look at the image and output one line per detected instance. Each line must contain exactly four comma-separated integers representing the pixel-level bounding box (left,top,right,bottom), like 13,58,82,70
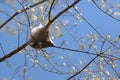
67,53,102,80
54,46,118,59
48,0,55,21
0,42,29,62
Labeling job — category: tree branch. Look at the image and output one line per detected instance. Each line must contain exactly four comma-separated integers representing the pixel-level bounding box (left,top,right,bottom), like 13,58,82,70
0,0,80,62
67,53,101,80
0,0,48,29
0,42,29,62
44,0,80,30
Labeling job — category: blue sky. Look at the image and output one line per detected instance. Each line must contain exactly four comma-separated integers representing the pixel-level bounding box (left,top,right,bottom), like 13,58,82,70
0,0,120,80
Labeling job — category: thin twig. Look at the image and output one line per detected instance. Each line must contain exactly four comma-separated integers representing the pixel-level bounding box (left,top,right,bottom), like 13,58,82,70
23,53,27,80
0,43,5,55
48,0,55,21
55,46,96,55
92,0,120,22
54,46,117,59
17,0,31,42
100,38,106,52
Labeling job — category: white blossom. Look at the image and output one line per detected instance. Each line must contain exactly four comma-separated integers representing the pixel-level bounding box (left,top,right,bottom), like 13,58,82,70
62,62,66,66
114,38,119,43
117,4,120,8
113,11,120,17
31,14,38,20
107,9,113,14
105,34,111,40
